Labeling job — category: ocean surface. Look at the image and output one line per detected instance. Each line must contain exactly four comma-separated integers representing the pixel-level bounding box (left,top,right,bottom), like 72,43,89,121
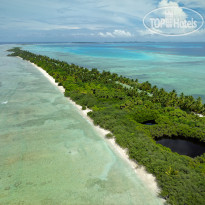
0,44,163,204
23,42,205,102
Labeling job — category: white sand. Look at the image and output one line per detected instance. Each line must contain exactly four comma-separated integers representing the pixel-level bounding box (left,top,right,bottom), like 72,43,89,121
20,57,161,196
196,113,204,118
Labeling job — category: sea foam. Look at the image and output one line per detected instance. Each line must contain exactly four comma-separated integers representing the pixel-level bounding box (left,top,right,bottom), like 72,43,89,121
1,101,8,104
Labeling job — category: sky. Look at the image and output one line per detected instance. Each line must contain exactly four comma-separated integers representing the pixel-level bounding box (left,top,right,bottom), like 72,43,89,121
0,0,205,42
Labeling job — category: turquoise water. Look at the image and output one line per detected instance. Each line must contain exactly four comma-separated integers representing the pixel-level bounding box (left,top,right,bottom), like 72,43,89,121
0,45,163,204
23,42,205,101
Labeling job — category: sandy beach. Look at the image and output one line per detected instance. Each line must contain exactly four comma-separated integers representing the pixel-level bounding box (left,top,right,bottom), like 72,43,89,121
19,58,161,196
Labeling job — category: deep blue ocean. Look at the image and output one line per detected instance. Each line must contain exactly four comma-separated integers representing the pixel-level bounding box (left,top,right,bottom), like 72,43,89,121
23,42,205,101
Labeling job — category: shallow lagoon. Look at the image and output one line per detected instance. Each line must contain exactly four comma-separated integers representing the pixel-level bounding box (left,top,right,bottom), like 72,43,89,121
0,45,163,204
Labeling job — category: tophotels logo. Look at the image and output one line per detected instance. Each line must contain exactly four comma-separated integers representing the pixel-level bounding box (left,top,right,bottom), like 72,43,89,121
143,7,204,36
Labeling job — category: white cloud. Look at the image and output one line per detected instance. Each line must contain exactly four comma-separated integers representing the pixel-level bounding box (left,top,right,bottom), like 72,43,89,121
0,18,80,30
98,29,132,38
40,25,80,31
113,29,132,37
98,32,114,37
159,0,179,7
158,0,187,20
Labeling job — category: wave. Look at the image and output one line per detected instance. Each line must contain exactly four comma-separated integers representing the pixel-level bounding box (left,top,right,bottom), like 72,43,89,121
1,101,8,104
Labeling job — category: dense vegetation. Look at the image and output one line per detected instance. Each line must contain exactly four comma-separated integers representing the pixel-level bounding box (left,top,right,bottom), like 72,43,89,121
8,47,205,205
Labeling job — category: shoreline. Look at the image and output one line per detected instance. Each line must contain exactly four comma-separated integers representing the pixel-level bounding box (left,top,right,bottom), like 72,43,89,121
195,113,204,118
20,57,162,197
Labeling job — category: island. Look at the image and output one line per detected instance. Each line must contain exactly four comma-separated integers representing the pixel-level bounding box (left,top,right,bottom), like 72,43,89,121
8,47,205,205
